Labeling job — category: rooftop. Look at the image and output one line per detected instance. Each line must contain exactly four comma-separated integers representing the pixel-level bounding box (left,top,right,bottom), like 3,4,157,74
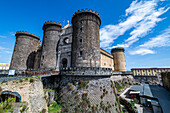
131,68,170,70
130,84,170,113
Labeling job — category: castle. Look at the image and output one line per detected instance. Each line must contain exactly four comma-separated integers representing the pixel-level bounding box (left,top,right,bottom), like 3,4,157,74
9,9,126,72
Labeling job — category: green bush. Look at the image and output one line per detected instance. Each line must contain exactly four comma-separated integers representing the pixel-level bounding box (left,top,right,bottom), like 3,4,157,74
73,81,77,86
114,81,125,92
0,98,15,113
67,83,74,90
25,78,28,81
35,75,41,79
44,89,55,92
48,102,61,113
20,105,29,113
78,80,89,89
29,78,34,83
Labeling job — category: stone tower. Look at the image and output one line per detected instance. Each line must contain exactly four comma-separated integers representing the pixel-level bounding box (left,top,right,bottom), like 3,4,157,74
71,9,101,67
40,21,62,69
111,47,126,71
10,31,40,71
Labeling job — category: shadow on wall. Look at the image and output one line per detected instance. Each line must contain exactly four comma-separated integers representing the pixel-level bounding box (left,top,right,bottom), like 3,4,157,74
26,51,36,70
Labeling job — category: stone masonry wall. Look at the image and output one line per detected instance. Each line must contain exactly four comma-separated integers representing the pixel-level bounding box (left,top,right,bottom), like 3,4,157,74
10,32,40,71
71,9,101,67
161,72,170,91
42,74,134,113
0,78,48,113
40,22,62,69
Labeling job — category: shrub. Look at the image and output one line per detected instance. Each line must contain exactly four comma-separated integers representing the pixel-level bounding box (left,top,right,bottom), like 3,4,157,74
78,80,89,89
0,98,15,113
25,78,28,81
35,75,41,79
73,81,77,86
44,89,55,92
48,102,61,113
20,105,29,113
29,78,34,83
67,82,74,90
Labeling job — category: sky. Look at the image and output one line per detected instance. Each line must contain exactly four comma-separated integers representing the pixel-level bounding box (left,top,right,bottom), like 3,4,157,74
0,0,169,70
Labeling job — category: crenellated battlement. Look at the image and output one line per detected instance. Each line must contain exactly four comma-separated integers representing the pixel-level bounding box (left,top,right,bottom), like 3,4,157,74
72,9,100,20
15,31,40,40
43,21,62,30
60,67,112,76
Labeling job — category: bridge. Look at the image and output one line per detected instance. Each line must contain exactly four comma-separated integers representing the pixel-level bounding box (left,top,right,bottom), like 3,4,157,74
0,70,60,83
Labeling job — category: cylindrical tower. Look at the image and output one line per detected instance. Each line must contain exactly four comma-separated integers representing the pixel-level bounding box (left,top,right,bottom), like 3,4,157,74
40,21,62,69
71,9,101,67
111,47,126,71
10,31,40,71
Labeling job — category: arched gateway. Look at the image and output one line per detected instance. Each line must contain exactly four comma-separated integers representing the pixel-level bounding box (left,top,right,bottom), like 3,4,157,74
62,58,67,68
1,91,21,102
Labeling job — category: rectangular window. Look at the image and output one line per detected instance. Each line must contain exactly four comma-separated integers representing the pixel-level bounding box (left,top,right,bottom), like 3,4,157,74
80,51,82,56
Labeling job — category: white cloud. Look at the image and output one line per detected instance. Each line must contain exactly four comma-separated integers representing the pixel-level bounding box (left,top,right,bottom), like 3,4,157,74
4,50,12,54
9,32,15,36
130,48,155,55
0,32,15,38
130,26,170,55
100,0,169,49
0,35,7,38
140,26,170,48
0,46,5,50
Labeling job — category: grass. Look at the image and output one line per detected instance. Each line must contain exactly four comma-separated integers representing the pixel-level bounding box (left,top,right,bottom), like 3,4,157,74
48,102,62,113
44,89,55,92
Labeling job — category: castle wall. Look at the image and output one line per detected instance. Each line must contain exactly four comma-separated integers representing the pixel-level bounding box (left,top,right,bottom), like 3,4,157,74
111,48,126,71
71,9,101,67
161,72,170,91
33,47,42,69
58,24,72,68
41,73,134,113
10,31,40,71
40,21,62,69
0,79,48,113
100,48,114,70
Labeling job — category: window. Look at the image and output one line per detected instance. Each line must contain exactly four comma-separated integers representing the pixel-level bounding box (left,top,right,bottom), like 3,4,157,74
104,63,106,66
80,27,82,32
80,51,82,56
80,39,82,43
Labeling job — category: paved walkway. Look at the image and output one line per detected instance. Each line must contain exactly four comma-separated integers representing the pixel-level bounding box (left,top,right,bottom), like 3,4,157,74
120,86,132,102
